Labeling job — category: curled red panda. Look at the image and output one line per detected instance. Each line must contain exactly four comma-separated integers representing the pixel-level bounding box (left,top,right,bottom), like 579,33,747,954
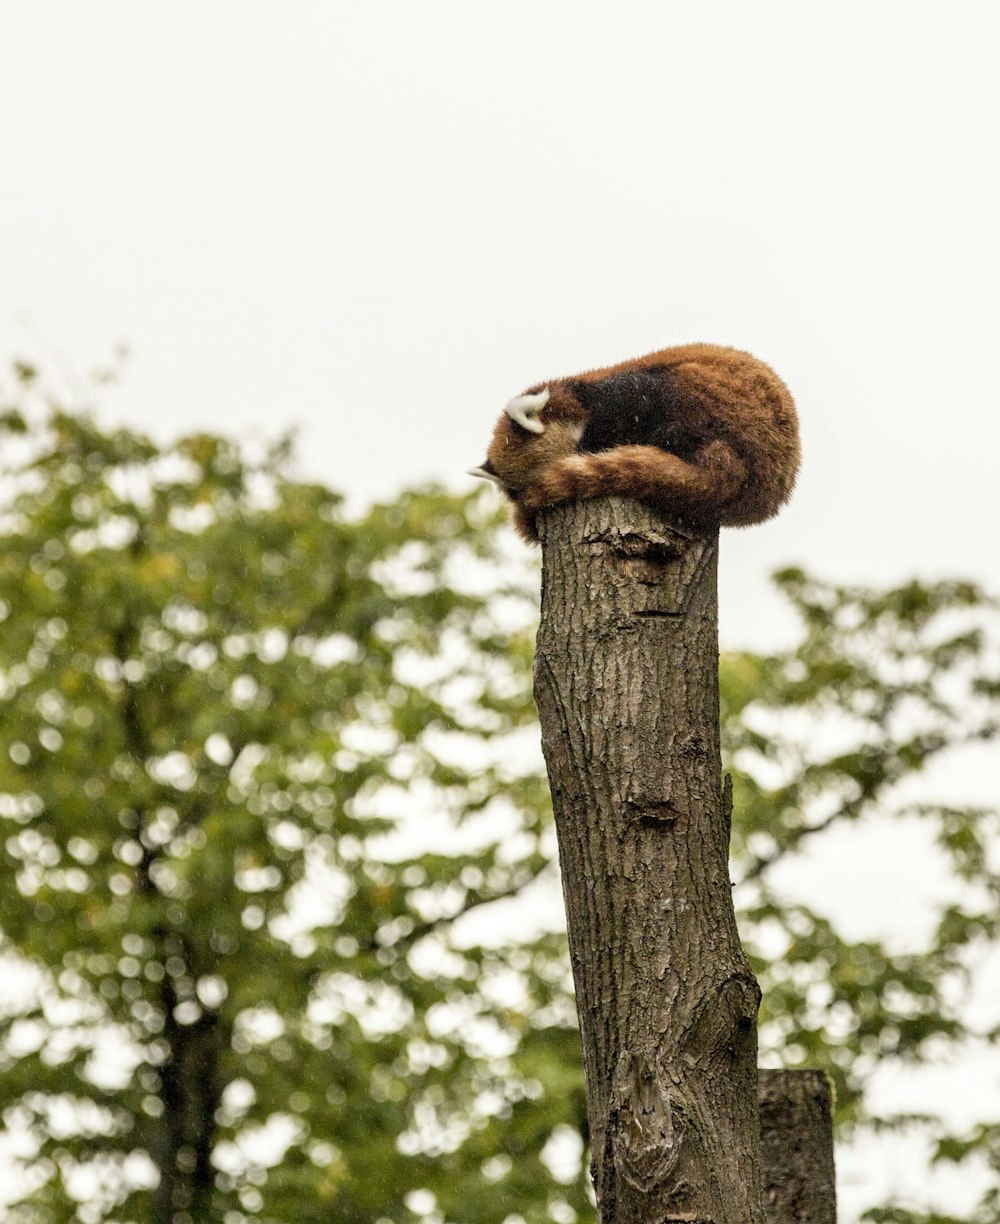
471,343,800,542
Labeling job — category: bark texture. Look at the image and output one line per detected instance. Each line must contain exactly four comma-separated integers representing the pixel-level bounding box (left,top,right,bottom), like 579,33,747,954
534,497,763,1224
759,1070,837,1224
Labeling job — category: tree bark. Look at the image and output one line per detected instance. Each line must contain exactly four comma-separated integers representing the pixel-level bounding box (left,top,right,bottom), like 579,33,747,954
759,1071,837,1224
533,497,763,1224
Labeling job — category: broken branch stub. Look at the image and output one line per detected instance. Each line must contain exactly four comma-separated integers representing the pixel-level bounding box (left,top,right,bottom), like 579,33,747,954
534,497,764,1224
758,1070,837,1224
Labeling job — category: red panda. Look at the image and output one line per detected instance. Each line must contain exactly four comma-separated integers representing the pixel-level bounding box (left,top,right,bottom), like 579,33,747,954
470,343,799,542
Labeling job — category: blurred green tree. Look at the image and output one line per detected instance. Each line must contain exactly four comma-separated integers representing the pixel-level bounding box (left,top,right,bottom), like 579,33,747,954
0,364,997,1224
0,364,577,1224
726,569,1000,1224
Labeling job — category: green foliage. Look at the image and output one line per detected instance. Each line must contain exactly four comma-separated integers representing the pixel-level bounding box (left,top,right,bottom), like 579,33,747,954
725,569,1000,1223
0,366,998,1223
0,371,582,1224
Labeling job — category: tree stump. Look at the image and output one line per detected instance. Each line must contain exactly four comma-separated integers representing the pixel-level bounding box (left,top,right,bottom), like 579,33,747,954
759,1070,837,1224
534,497,764,1224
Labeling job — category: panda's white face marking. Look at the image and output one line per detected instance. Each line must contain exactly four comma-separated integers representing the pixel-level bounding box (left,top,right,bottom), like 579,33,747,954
505,388,550,434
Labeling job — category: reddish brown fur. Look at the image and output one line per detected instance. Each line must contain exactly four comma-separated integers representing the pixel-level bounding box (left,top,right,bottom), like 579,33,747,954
481,343,799,541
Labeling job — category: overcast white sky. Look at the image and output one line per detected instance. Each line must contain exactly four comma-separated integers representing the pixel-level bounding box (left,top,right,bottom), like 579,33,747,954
2,2,999,1217
3,2,999,647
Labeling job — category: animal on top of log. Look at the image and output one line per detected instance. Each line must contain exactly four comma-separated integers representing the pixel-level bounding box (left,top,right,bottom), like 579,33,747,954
470,342,800,542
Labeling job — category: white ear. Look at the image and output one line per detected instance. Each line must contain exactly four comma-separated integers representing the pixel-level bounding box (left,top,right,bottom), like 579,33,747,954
468,466,503,486
505,387,549,434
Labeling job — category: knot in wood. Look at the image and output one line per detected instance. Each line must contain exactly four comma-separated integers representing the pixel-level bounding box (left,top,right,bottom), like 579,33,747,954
585,525,692,561
611,1051,682,1192
587,526,690,586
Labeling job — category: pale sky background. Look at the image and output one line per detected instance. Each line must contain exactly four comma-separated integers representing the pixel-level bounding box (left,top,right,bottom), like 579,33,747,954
2,2,999,1219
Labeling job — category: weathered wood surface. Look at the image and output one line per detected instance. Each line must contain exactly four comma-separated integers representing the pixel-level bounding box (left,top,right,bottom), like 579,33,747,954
534,497,763,1224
